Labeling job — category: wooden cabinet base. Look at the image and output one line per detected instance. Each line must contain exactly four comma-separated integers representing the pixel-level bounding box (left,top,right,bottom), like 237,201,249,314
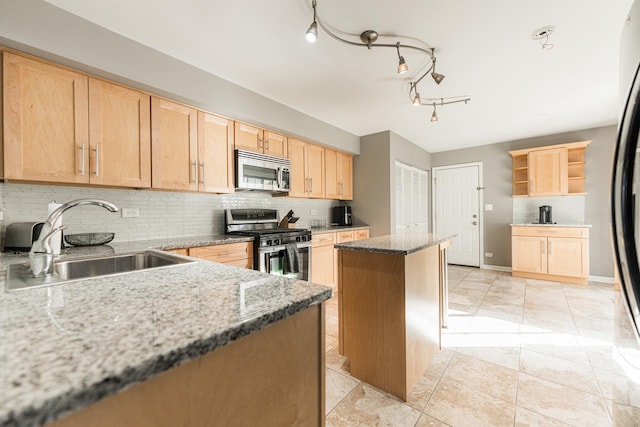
339,245,440,401
48,305,325,427
512,270,588,285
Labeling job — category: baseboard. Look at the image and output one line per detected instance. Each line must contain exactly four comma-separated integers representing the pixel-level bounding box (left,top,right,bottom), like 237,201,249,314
481,265,511,272
589,275,615,284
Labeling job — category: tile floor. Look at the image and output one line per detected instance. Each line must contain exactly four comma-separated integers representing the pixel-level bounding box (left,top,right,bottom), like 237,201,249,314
323,266,640,426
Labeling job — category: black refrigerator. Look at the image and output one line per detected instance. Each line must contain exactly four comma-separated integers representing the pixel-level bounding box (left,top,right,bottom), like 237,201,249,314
612,0,640,342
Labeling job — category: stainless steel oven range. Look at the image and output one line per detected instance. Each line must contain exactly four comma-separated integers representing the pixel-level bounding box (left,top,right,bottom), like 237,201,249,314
225,209,311,281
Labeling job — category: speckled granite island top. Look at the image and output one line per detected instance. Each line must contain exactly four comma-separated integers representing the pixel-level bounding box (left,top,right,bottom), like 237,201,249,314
334,232,455,255
0,239,331,427
510,223,592,227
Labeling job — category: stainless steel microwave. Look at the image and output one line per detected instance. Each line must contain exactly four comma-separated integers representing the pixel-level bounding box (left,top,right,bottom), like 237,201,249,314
235,149,290,193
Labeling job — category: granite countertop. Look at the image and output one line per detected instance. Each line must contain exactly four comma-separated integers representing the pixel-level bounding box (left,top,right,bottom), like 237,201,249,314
310,224,370,234
334,231,455,255
0,237,331,427
510,223,593,228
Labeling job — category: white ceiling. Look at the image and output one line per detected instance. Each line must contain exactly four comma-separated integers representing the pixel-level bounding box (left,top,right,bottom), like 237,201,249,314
44,0,634,152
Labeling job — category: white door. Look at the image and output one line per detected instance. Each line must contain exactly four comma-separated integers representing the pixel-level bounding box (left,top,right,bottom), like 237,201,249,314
433,164,481,267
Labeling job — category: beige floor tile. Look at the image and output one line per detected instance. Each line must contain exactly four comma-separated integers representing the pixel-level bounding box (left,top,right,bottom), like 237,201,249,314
423,375,516,427
424,347,455,378
325,346,351,375
326,334,338,352
325,367,359,415
469,307,522,333
406,370,441,411
326,384,421,427
593,367,640,408
326,313,339,338
414,413,451,427
517,372,610,426
521,342,590,367
442,353,518,404
608,402,640,427
456,345,521,371
584,344,620,373
519,349,601,395
514,406,571,426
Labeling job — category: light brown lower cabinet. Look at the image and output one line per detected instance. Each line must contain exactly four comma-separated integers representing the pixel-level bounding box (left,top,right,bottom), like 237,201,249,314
165,242,254,269
48,305,325,427
511,226,589,284
311,232,337,286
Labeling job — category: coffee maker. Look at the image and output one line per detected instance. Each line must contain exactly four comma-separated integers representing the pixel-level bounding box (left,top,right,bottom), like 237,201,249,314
539,205,553,224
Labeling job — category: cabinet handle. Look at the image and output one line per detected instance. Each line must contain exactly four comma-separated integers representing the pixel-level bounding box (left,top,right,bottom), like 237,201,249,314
93,144,99,177
541,240,545,255
200,162,205,184
80,144,85,176
309,177,313,193
191,160,197,183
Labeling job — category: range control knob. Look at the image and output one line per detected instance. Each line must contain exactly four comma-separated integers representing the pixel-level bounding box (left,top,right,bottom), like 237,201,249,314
274,239,280,245
266,239,272,246
302,235,308,242
295,236,301,242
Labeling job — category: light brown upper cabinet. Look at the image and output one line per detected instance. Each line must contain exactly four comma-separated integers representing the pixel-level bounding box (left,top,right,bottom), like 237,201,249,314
288,138,324,198
3,52,89,184
151,97,198,191
197,111,234,193
234,122,287,157
89,79,151,188
325,148,353,200
3,52,151,188
509,141,590,197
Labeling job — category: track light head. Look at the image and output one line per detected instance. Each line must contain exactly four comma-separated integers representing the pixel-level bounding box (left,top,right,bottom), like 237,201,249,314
305,0,318,43
431,72,445,84
398,56,408,74
396,42,408,74
306,21,318,43
412,93,421,106
431,104,438,122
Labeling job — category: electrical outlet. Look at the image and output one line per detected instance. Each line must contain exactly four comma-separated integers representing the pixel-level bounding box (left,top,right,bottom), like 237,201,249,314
310,209,317,216
122,208,140,218
485,252,493,258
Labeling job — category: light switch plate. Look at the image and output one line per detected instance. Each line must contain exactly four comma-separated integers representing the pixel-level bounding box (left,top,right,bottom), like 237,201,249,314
485,204,493,211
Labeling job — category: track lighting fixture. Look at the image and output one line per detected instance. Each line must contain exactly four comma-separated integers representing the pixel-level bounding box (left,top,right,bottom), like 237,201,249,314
305,0,318,43
304,0,470,122
396,43,408,74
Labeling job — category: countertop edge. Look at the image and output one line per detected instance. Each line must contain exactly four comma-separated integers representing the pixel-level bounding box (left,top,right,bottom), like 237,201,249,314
334,235,453,255
509,224,593,228
310,225,370,233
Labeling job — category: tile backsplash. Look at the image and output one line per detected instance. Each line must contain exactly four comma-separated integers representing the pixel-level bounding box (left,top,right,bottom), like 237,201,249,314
512,195,586,224
0,183,339,244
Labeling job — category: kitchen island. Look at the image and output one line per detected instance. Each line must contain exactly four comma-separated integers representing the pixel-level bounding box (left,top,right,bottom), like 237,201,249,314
334,232,453,401
0,236,331,427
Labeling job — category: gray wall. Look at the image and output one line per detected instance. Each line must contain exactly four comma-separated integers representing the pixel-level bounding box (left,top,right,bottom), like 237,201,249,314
431,125,617,278
0,0,359,154
353,131,431,236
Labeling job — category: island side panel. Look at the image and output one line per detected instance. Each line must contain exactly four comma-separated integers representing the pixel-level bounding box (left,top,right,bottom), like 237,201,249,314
340,250,408,400
48,305,325,427
404,245,441,395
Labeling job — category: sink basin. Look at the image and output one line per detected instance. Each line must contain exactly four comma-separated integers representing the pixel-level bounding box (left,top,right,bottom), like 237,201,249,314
6,250,196,291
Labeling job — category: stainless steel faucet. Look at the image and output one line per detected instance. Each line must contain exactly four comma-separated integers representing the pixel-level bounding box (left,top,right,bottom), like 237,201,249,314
29,199,120,277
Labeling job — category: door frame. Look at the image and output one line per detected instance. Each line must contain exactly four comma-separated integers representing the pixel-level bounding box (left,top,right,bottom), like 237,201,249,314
432,162,484,269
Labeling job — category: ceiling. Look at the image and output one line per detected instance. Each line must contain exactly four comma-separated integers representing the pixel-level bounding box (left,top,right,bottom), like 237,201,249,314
44,0,634,153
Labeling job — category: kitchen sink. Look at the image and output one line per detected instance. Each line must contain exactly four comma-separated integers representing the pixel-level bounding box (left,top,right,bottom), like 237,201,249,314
6,250,196,291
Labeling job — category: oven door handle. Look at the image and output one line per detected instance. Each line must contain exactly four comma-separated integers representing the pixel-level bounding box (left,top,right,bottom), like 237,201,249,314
259,242,312,254
276,167,282,190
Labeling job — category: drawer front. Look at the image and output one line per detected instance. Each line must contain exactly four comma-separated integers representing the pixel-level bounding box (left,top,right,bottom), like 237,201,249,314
511,226,589,239
189,242,253,263
224,257,254,269
354,229,370,240
312,232,336,247
164,248,188,256
336,230,355,243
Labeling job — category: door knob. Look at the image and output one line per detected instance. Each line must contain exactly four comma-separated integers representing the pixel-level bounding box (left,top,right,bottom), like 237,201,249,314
472,221,478,225
472,214,477,218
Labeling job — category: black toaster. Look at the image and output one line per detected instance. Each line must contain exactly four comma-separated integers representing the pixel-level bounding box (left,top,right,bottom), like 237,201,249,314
4,222,45,252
